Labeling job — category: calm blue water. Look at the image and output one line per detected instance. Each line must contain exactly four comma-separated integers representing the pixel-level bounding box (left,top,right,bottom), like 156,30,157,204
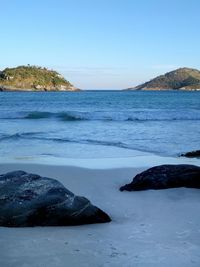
0,90,200,160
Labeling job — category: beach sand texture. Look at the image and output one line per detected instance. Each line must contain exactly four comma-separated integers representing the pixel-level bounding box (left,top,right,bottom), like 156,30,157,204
0,163,200,267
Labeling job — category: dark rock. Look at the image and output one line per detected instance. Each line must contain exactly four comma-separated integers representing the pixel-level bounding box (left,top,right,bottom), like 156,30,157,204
0,171,111,227
181,150,200,158
120,164,200,191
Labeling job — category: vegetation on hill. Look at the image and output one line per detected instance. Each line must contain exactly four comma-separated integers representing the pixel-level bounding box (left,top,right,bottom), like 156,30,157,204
128,68,200,90
0,65,78,91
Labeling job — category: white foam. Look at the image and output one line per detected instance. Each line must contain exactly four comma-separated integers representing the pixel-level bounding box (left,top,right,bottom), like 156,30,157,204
1,152,200,169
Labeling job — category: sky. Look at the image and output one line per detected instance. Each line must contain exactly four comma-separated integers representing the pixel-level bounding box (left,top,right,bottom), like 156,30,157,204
1,0,200,89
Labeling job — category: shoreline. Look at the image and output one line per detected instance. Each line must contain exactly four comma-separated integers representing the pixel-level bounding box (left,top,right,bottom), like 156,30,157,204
0,151,199,169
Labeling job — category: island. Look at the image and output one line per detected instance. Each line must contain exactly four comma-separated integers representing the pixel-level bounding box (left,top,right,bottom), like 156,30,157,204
0,65,79,91
127,67,200,91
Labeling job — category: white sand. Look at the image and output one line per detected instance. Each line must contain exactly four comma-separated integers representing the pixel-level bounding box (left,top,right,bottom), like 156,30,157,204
0,163,200,267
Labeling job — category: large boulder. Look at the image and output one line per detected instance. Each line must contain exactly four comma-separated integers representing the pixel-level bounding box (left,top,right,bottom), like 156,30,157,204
0,171,111,227
120,164,200,191
181,150,200,158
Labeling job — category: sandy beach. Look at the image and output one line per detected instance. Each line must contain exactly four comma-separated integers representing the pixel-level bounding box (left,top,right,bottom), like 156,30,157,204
0,163,200,267
2,1,200,266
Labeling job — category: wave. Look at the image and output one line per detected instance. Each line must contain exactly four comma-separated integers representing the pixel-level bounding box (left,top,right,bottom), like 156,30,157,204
0,132,45,142
0,132,196,157
0,132,135,150
25,111,79,121
1,110,200,121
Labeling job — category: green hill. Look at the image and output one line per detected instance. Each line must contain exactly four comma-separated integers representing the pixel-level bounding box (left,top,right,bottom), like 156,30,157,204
128,67,200,91
0,65,79,91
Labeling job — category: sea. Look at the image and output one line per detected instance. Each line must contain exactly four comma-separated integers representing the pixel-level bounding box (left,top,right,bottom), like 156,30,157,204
0,90,200,165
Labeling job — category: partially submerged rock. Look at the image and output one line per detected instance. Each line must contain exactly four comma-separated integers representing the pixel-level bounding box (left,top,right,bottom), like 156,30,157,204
181,150,200,158
120,164,200,191
0,171,111,227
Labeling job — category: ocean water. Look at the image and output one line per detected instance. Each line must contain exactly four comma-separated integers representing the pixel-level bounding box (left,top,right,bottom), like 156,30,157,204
0,90,200,161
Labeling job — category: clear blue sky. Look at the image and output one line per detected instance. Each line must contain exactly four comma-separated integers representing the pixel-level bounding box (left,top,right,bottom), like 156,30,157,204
1,0,200,89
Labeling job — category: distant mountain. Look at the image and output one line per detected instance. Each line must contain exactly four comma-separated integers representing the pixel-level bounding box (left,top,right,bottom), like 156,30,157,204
127,68,200,91
0,65,79,91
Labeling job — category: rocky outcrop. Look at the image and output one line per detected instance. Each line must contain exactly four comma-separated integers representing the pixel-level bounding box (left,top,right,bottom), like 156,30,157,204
181,150,200,158
120,164,200,191
0,171,111,227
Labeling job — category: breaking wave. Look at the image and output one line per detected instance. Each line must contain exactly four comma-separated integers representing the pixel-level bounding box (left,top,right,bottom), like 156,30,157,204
1,109,200,121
